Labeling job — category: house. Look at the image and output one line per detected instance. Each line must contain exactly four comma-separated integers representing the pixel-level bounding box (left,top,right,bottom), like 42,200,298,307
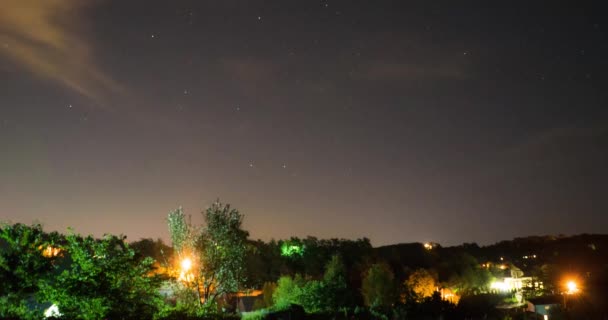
527,296,561,316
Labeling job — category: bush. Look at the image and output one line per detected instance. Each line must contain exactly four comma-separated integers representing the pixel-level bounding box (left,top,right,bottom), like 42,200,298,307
241,309,269,320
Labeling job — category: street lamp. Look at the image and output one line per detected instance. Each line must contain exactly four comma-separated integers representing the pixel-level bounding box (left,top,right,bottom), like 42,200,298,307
179,257,194,283
566,280,578,295
563,279,580,309
181,257,192,272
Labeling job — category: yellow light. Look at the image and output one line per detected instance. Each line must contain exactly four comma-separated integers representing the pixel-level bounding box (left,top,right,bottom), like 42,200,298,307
423,243,433,250
40,246,61,258
181,257,192,272
566,280,578,294
491,281,510,291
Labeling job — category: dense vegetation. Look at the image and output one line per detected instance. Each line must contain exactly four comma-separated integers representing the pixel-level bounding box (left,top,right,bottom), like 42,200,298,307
1,201,607,319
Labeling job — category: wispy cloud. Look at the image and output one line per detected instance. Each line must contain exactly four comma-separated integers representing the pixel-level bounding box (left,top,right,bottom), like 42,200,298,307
0,0,119,102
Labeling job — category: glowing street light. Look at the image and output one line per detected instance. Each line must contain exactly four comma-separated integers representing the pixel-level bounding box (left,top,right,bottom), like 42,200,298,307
178,257,195,283
566,280,578,294
181,257,192,272
562,279,580,309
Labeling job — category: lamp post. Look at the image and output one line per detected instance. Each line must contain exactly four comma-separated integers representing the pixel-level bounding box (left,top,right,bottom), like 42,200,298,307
563,280,579,309
179,256,203,304
179,257,194,283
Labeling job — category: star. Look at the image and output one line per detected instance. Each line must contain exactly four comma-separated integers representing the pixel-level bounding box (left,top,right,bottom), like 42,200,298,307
249,163,254,168
282,164,287,169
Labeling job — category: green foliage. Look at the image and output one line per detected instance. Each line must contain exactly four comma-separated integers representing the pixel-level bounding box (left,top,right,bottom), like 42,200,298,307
271,255,351,314
443,253,492,296
272,275,302,310
0,296,38,320
38,232,163,319
298,279,325,313
167,200,249,311
167,207,196,256
0,223,59,319
280,241,304,257
198,200,249,305
361,263,397,308
272,274,325,312
260,281,276,309
321,255,351,310
241,309,269,320
131,237,174,265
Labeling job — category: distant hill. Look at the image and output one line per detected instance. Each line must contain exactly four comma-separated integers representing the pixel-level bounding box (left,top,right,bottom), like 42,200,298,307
374,234,608,285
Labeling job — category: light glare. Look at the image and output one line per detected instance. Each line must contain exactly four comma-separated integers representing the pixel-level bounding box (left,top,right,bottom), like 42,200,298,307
566,280,578,294
181,257,192,271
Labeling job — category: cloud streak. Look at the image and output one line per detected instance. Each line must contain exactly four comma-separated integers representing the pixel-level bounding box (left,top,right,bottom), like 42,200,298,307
0,0,119,103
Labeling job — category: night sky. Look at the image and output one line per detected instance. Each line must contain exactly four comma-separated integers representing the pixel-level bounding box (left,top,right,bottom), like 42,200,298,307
1,1,607,246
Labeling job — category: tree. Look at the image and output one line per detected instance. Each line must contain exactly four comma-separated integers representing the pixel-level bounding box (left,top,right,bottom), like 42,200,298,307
167,207,197,262
167,201,249,310
0,223,59,319
361,263,397,309
261,281,277,308
130,237,173,265
271,255,351,314
38,232,163,319
272,275,303,310
405,268,437,302
442,253,491,296
198,200,249,305
322,255,351,311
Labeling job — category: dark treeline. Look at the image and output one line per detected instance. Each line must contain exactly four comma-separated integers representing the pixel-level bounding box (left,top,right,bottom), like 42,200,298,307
229,234,608,293
132,233,608,319
3,212,608,320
